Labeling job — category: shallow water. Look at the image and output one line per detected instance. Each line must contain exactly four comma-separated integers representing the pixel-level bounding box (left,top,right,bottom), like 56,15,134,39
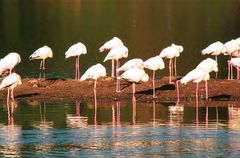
0,99,240,157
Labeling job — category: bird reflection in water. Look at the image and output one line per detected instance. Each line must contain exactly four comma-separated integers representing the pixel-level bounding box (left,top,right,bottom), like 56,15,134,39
132,95,137,125
112,101,121,127
168,103,184,128
66,100,88,128
228,104,240,129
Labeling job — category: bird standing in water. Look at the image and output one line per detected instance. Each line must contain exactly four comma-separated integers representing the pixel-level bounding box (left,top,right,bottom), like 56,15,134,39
80,63,106,105
65,42,87,80
0,73,22,104
144,55,165,98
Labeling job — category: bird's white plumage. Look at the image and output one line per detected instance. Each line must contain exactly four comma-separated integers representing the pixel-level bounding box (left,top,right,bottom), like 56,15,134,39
160,43,183,59
180,68,210,85
235,37,240,46
229,57,240,67
117,58,144,72
0,52,21,75
29,45,53,60
0,73,22,90
196,58,218,73
99,37,123,52
119,67,149,83
144,56,165,71
103,45,128,62
65,42,87,58
224,40,240,55
202,41,226,56
80,63,106,81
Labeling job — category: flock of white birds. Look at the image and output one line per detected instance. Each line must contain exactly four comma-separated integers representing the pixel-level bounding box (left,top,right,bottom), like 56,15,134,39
1,36,240,102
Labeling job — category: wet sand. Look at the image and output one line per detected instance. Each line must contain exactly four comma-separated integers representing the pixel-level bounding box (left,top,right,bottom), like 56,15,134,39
1,76,240,104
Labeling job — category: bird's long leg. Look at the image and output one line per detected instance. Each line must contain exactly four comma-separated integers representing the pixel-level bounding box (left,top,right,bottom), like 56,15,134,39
206,103,208,128
11,89,15,103
94,79,97,108
77,56,80,80
94,91,97,127
174,57,177,77
205,80,208,100
116,60,121,93
152,70,156,98
228,60,231,80
169,59,172,83
111,60,115,77
75,57,78,80
231,61,233,80
42,59,45,70
132,82,136,94
215,56,218,78
196,82,199,100
176,80,180,102
7,88,10,108
40,60,43,70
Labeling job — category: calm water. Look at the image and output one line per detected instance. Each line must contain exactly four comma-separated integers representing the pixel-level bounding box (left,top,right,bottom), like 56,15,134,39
0,99,240,157
1,1,240,157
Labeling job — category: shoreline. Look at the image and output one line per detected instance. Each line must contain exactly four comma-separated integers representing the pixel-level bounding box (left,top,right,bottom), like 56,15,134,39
1,76,240,105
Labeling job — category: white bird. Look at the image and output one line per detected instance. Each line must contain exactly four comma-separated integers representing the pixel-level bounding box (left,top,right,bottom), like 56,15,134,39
228,57,240,79
201,41,226,63
118,67,149,95
80,63,106,105
144,55,165,98
0,52,21,76
65,42,87,80
104,45,128,92
80,63,106,91
176,68,210,101
117,58,144,72
224,40,240,57
160,43,183,83
99,37,124,77
29,45,53,70
196,58,218,74
0,73,22,103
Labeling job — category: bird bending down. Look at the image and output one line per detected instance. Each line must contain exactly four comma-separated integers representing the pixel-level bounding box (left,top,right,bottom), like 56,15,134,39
201,41,226,64
65,42,87,80
144,56,165,98
99,37,124,77
196,58,218,74
117,58,144,72
29,45,53,71
80,63,106,105
0,52,21,76
176,68,210,102
160,43,183,83
80,63,107,86
118,67,149,97
0,73,22,104
104,45,128,92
